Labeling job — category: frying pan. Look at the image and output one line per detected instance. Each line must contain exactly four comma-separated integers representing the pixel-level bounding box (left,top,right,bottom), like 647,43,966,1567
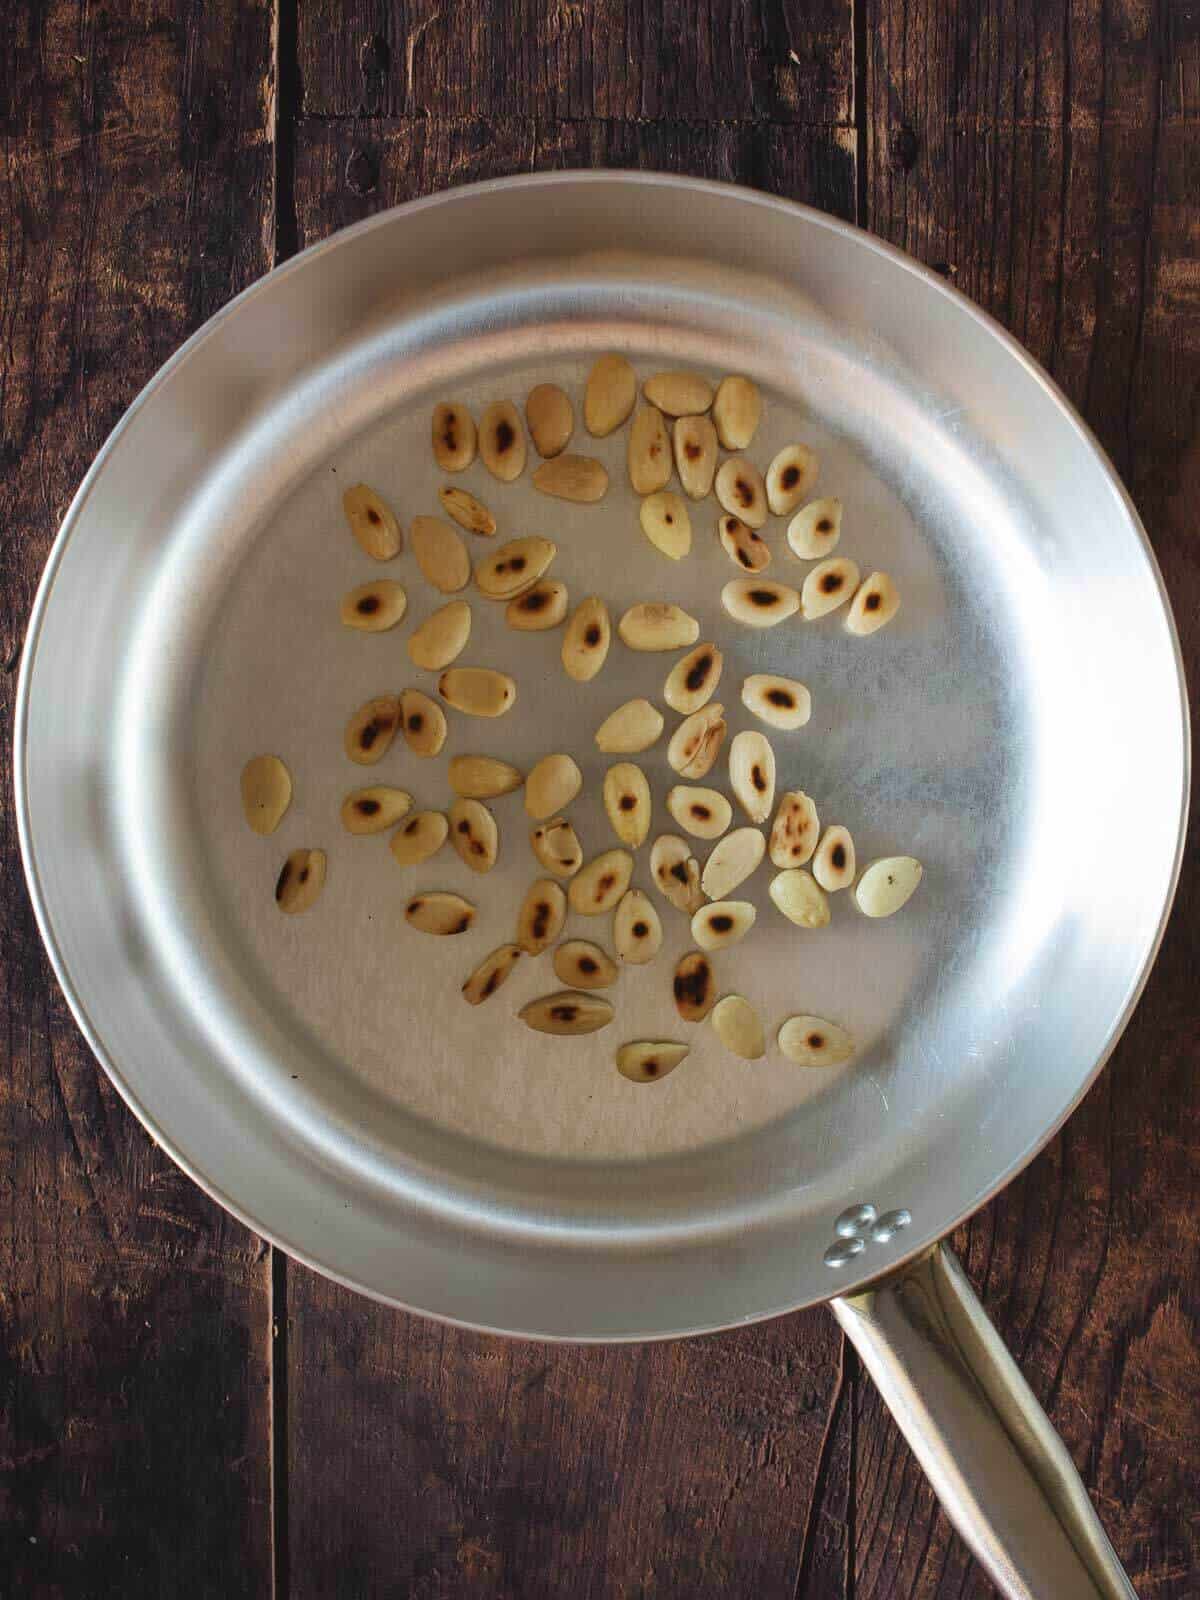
15,174,1188,1597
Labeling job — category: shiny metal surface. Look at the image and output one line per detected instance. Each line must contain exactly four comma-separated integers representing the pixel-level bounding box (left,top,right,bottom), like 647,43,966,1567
15,174,1188,1345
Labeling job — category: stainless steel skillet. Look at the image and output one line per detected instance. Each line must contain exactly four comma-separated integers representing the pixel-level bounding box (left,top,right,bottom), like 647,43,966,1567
15,174,1187,1597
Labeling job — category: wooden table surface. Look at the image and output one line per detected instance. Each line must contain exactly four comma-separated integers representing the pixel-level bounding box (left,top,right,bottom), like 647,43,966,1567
3,3,1197,1596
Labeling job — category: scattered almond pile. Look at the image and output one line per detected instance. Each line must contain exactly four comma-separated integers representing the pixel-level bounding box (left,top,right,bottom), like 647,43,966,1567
241,359,922,1084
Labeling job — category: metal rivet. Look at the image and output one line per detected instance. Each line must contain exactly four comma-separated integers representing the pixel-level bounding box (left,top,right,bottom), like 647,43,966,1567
835,1203,878,1238
870,1207,912,1243
824,1238,866,1268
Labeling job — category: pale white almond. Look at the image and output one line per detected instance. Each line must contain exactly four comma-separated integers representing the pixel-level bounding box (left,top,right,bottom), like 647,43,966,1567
404,891,476,936
519,990,614,1036
618,602,699,652
340,579,407,632
715,457,767,528
479,400,526,481
801,557,860,620
407,600,471,669
712,375,761,450
553,939,617,989
462,944,522,1006
343,483,401,560
399,689,447,757
410,515,470,593
854,856,923,918
524,753,583,821
672,415,718,499
717,513,770,573
710,994,765,1060
431,403,476,472
700,827,765,899
639,490,692,559
667,703,727,780
651,835,705,915
627,407,673,495
766,444,819,516
241,755,292,835
567,849,634,915
603,762,652,848
616,1041,689,1084
845,571,901,635
664,642,723,715
721,579,800,628
447,754,523,799
691,900,755,951
666,785,732,840
787,497,842,560
525,383,573,458
769,868,830,928
438,665,516,718
530,817,584,879
344,695,401,765
643,371,714,416
729,730,775,823
595,698,664,754
612,889,663,964
389,811,448,866
275,849,326,914
516,878,567,954
438,486,495,536
673,950,716,1021
475,536,557,600
741,673,812,731
813,825,856,892
448,797,499,873
584,354,636,436
506,579,568,631
533,453,609,503
561,594,611,681
769,791,820,868
341,786,412,835
778,1015,855,1067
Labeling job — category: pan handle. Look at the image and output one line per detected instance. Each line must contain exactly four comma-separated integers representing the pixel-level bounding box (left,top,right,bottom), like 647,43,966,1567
831,1243,1137,1600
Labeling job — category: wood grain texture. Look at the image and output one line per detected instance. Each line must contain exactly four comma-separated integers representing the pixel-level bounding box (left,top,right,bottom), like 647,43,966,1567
0,4,275,1594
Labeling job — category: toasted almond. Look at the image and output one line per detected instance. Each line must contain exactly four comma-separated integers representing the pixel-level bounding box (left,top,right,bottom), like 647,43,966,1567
643,371,714,416
241,755,292,835
854,856,923,917
404,891,476,936
448,754,523,799
717,513,771,573
701,827,765,899
344,695,401,765
769,791,820,868
741,673,812,731
475,536,557,600
399,689,448,757
568,849,634,915
787,497,842,560
721,578,800,628
407,600,472,669
613,889,663,964
524,754,583,821
554,940,618,989
506,579,569,631
343,484,402,560
595,698,664,754
691,899,756,951
525,383,574,458
651,835,706,914
778,1015,855,1066
432,403,476,472
729,730,775,823
712,375,762,450
801,557,860,620
616,1041,689,1083
813,826,856,891
275,848,326,914
438,665,516,718
769,868,831,928
340,579,408,632
561,594,611,681
664,642,723,715
603,762,652,848
584,354,636,437
766,444,819,515
666,785,732,840
715,458,768,528
710,994,765,1060
639,490,692,560
618,602,699,652
519,990,614,1036
667,703,727,780
462,944,522,1006
673,951,716,1022
627,407,673,496
411,515,470,593
517,878,568,954
479,401,526,481
530,817,584,879
672,415,718,499
389,811,448,866
846,571,901,635
448,797,499,873
533,453,609,503
341,786,413,835
438,486,496,537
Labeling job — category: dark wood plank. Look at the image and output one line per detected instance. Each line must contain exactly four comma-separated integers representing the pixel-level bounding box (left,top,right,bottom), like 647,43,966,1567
0,4,275,1594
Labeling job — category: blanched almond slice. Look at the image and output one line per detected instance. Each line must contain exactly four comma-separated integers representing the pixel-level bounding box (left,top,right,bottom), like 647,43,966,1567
801,557,860,620
344,695,401,765
672,415,718,499
769,791,820,868
627,407,673,495
691,899,755,951
340,579,407,632
718,513,770,573
639,491,692,560
667,703,727,780
788,498,842,560
438,666,516,718
343,484,401,560
813,825,856,891
616,1041,689,1084
664,642,723,715
561,594,611,681
341,785,412,835
475,536,557,600
603,762,652,848
721,579,800,628
584,354,636,437
389,810,448,866
519,990,614,1036
533,453,609,503
275,848,326,914
448,797,499,873
524,753,583,821
525,383,574,458
710,994,765,1060
517,878,567,954
845,571,901,635
613,889,662,964
741,673,812,731
643,371,714,416
530,817,584,879
729,730,775,823
715,458,767,528
666,785,732,840
766,444,819,516
769,868,831,928
407,600,471,669
411,516,470,594
448,754,523,799
673,950,716,1022
618,602,699,652
554,939,617,989
432,403,476,472
651,835,705,914
506,579,568,631
701,827,765,900
854,856,923,918
404,891,476,936
567,849,634,916
778,1015,855,1067
712,375,762,450
399,689,447,757
595,698,664,754
479,401,526,481
462,944,522,1006
438,486,496,537
241,755,292,835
